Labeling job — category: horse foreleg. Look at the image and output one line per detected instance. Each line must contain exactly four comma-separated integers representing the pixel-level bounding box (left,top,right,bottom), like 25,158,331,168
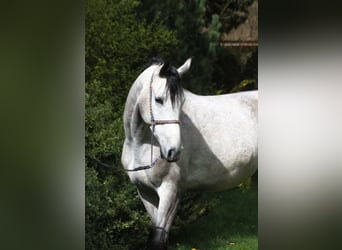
149,182,180,250
137,188,165,250
138,188,159,225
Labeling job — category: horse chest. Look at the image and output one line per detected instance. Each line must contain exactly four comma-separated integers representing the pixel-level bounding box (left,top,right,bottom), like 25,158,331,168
128,172,153,187
128,161,175,189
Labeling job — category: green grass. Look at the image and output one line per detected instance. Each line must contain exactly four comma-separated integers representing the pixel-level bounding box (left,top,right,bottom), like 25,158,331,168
169,183,258,250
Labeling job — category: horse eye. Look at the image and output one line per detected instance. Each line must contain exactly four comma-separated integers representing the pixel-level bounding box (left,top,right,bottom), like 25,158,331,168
155,97,164,105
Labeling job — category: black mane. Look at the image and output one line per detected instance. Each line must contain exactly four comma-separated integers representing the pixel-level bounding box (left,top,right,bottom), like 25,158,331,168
146,57,183,106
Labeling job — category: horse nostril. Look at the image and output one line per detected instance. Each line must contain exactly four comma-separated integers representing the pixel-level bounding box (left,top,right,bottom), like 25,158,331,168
166,148,181,162
167,148,176,159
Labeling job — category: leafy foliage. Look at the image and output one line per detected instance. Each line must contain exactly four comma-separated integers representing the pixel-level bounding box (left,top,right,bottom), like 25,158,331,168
204,0,254,32
86,0,177,160
86,166,151,249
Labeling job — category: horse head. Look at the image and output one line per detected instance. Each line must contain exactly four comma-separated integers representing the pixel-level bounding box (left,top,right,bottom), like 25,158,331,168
138,58,191,162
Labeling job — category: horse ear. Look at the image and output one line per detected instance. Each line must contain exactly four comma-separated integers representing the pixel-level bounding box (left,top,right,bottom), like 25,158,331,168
177,57,192,78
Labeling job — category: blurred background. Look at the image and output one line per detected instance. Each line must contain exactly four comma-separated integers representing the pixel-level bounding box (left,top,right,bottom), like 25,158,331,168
2,0,341,249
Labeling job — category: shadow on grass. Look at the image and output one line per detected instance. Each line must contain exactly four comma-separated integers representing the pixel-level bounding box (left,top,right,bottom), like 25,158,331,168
169,182,258,250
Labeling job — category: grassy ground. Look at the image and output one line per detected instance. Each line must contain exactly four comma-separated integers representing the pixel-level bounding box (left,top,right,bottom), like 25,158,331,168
168,183,258,250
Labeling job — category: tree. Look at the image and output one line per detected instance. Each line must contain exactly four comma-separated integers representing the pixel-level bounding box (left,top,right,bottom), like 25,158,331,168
138,0,257,94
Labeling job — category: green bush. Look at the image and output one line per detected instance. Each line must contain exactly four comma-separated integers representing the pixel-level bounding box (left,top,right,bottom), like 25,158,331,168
85,166,150,249
86,0,177,160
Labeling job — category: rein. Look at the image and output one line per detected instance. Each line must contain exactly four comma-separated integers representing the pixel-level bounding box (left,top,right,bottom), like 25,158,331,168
125,67,181,172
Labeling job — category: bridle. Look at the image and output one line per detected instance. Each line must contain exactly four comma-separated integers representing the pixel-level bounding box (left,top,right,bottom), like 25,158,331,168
126,67,181,172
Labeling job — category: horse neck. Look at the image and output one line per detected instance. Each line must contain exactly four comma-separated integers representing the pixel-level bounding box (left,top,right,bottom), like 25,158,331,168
123,79,150,144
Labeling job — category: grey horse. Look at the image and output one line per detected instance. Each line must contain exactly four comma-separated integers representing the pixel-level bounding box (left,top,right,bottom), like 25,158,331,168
121,58,258,249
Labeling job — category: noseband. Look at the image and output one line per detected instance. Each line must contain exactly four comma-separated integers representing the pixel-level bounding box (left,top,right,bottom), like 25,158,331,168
126,67,181,172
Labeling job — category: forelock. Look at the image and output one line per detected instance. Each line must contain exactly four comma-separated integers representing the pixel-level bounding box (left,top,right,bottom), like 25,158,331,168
144,57,184,107
158,62,183,107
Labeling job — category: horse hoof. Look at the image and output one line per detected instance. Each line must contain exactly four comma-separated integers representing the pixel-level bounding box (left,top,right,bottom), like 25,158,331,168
147,227,168,250
148,243,167,250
